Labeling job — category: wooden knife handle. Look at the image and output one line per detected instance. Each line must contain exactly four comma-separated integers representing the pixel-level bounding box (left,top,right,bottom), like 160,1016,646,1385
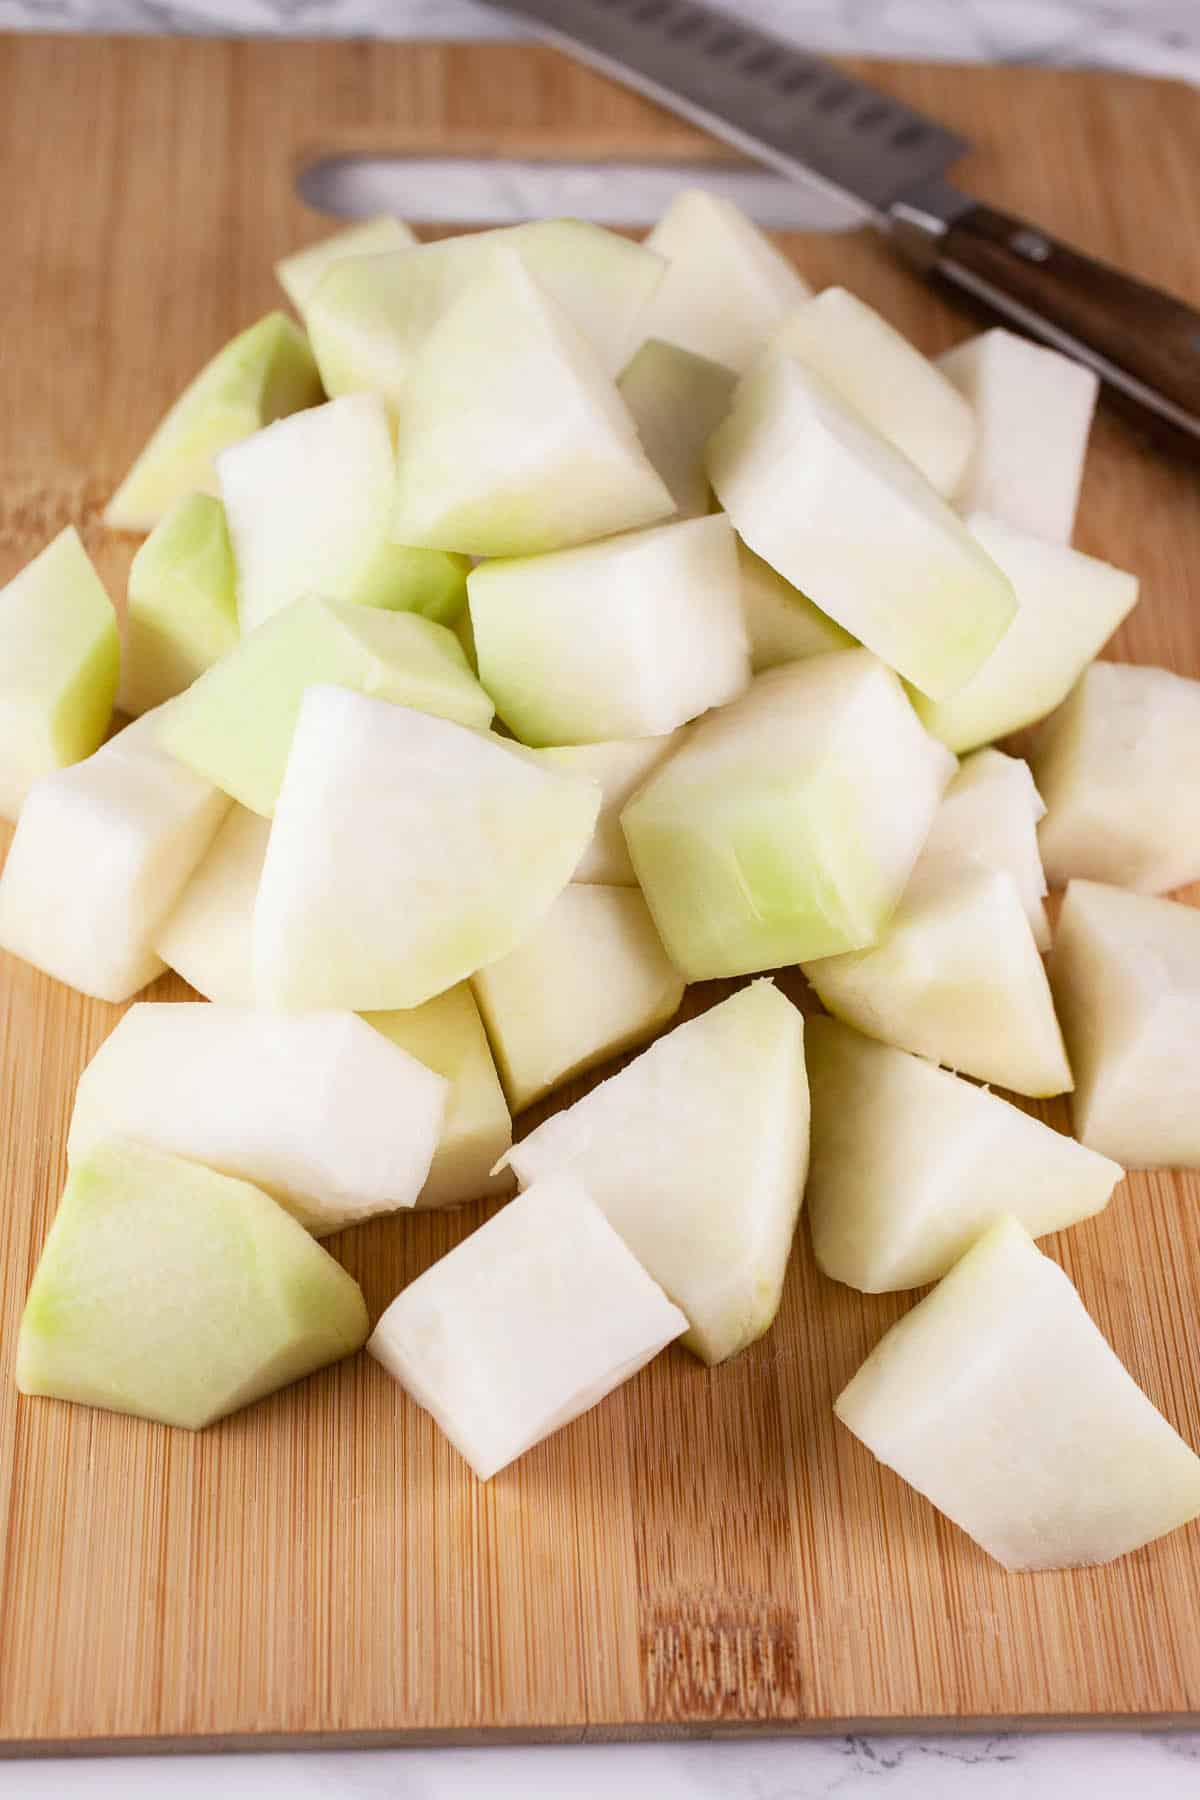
933,202,1200,455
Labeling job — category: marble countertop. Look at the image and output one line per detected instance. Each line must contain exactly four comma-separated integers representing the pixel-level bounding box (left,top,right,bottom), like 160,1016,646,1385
3,2,1200,1794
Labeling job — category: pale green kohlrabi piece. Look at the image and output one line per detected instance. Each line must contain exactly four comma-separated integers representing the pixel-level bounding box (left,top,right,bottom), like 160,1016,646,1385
616,337,736,518
119,492,238,717
276,214,416,316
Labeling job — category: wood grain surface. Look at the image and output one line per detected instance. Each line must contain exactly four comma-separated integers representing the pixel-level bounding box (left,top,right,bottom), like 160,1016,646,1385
1,33,1200,1755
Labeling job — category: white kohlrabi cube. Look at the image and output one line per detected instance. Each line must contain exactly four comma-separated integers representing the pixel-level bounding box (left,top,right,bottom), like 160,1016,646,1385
390,250,673,558
154,805,267,1004
368,1177,687,1479
533,733,684,885
0,705,230,1002
1032,662,1200,894
921,748,1051,950
804,853,1072,1097
505,981,809,1366
736,540,855,674
938,328,1098,544
636,189,812,372
219,392,469,634
616,338,736,517
806,1016,1120,1293
254,686,599,1011
1050,880,1200,1167
757,287,974,496
471,884,685,1113
911,513,1138,753
365,985,512,1210
468,515,749,746
67,1003,447,1236
275,214,416,316
307,219,666,406
836,1215,1200,1569
707,360,1016,700
622,652,955,979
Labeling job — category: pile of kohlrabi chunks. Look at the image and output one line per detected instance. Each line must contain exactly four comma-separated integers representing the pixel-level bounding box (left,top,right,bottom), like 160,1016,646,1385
5,192,1200,1572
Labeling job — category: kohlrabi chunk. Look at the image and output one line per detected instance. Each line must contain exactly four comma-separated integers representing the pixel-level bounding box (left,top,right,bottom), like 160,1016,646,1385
105,313,323,533
0,705,230,1002
736,540,855,673
757,287,974,496
159,596,493,816
391,250,673,557
505,981,809,1365
636,189,812,372
616,338,736,517
836,1215,1200,1569
276,214,416,316
254,686,599,1011
911,513,1138,753
369,1177,686,1480
707,360,1016,700
806,1017,1120,1293
622,652,954,979
365,985,512,1209
938,328,1098,544
533,733,684,884
219,392,469,633
1032,662,1200,893
307,219,665,405
67,1003,446,1236
17,1140,368,1430
804,853,1072,1097
468,515,749,746
1050,880,1200,1166
471,884,685,1113
0,527,119,819
119,493,238,717
154,804,267,1004
921,748,1051,950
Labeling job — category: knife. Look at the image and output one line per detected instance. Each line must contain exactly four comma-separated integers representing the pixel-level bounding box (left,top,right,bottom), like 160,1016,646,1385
484,0,1200,453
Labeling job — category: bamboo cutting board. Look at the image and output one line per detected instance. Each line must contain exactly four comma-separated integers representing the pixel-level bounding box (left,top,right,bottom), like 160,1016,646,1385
2,33,1200,1755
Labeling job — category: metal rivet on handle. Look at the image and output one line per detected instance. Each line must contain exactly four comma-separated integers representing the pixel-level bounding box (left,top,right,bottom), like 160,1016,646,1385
1010,228,1052,262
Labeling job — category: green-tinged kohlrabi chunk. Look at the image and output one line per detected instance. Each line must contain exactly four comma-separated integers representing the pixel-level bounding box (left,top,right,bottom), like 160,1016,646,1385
159,596,493,816
0,703,230,1002
533,733,684,885
468,515,749,746
804,852,1073,1097
636,189,812,372
755,287,974,497
67,1003,447,1237
806,1016,1120,1294
0,527,119,820
504,981,809,1366
736,539,854,674
369,1178,685,1480
155,805,268,1004
105,313,323,533
471,884,685,1113
276,214,416,316
390,249,674,558
18,1140,369,1430
219,392,469,634
616,338,736,518
254,686,600,1011
836,1215,1200,1569
307,218,666,407
621,651,954,979
921,747,1050,951
365,984,513,1210
707,359,1016,701
120,493,238,717
911,513,1138,753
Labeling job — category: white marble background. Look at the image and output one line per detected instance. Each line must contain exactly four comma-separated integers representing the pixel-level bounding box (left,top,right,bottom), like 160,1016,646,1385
3,1,1200,1794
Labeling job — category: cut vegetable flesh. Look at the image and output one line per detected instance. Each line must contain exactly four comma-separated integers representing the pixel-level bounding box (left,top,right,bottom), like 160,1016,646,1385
154,804,267,1004
921,747,1050,951
505,981,809,1366
736,539,855,674
615,337,736,518
836,1215,1200,1569
17,1140,369,1430
275,214,416,316
532,733,684,885
119,492,239,717
622,651,955,978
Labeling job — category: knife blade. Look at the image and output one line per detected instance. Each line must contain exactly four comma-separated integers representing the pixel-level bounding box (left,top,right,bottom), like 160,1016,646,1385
486,0,1200,453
